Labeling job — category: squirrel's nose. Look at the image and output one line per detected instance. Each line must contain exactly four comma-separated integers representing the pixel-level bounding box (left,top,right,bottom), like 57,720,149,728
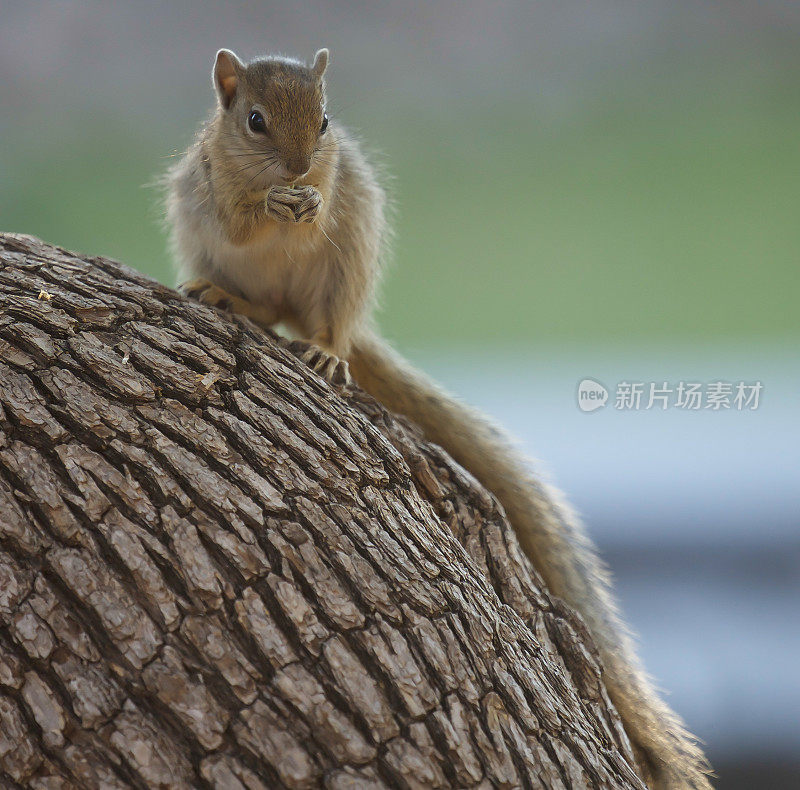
285,157,311,179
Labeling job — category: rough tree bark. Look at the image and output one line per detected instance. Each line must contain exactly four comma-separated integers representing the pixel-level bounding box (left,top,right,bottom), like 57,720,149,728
0,233,645,790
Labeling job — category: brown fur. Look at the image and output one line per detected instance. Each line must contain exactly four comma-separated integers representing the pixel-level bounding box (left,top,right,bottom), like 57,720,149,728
165,48,713,790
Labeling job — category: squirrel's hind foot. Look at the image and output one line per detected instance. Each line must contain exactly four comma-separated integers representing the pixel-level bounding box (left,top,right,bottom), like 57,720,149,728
301,345,352,386
179,278,279,329
180,278,234,310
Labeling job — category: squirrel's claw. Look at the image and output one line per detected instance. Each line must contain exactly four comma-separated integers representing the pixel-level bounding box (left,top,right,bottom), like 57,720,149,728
179,278,234,311
266,185,323,224
295,191,323,223
301,346,352,386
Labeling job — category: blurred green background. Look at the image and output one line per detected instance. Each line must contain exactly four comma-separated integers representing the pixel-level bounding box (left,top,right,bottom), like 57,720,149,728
2,3,798,351
1,3,799,787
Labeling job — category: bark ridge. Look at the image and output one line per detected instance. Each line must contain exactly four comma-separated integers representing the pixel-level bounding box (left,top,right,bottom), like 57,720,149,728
0,233,643,789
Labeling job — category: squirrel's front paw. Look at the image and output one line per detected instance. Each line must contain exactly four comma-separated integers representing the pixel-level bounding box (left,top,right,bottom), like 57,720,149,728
301,346,352,386
266,185,323,224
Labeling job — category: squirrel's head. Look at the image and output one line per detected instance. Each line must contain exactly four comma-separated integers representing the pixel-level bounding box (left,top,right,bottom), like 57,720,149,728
211,48,332,185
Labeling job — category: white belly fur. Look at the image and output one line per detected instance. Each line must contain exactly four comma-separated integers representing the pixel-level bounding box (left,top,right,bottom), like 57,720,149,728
195,216,325,312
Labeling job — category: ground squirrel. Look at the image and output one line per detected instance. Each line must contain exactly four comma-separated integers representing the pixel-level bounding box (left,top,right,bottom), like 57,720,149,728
165,47,712,789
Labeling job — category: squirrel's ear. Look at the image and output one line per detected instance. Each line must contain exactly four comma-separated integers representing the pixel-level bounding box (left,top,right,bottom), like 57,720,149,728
311,48,329,79
213,49,243,109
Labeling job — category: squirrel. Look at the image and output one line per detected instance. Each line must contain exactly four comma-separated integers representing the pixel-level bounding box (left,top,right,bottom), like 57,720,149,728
165,48,712,790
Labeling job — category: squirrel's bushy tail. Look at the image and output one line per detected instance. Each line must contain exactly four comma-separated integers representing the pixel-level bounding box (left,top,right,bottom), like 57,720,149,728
349,330,712,790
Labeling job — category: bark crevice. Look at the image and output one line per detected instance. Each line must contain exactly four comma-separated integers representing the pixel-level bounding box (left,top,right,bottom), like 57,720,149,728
0,233,644,789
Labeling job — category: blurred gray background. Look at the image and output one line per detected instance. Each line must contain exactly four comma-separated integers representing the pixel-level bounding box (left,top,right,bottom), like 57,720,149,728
1,2,798,787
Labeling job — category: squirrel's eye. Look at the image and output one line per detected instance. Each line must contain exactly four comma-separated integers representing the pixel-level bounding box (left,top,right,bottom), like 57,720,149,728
320,113,329,135
248,110,267,134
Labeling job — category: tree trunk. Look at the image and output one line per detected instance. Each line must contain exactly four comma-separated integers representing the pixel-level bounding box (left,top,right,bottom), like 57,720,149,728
0,233,644,790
